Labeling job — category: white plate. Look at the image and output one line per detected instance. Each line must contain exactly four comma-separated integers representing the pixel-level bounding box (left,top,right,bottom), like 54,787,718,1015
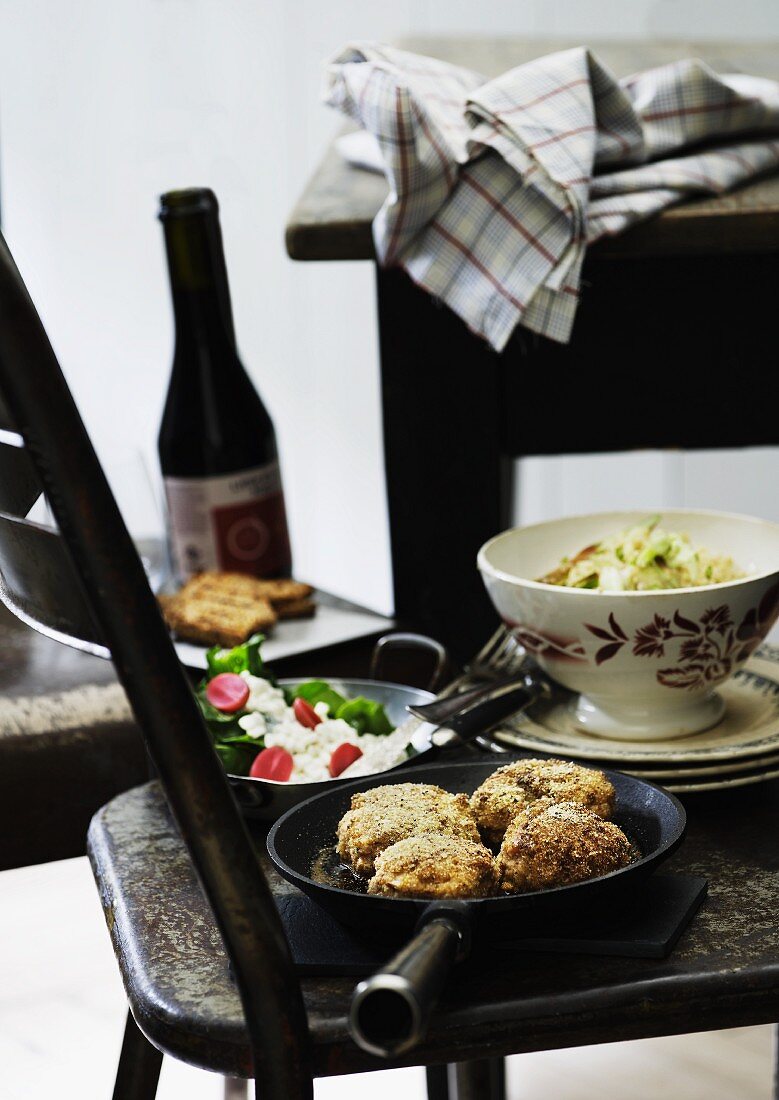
494,728,779,792
655,766,779,794
492,644,779,792
494,645,779,765
173,600,394,671
602,751,779,780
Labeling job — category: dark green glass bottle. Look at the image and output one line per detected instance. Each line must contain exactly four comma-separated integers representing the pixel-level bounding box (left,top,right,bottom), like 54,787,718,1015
158,188,291,581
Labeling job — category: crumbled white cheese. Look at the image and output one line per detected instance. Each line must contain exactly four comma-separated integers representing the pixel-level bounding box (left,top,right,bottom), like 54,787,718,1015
236,672,411,783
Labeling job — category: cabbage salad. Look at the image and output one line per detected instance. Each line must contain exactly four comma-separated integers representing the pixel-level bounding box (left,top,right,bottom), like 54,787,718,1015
538,516,745,592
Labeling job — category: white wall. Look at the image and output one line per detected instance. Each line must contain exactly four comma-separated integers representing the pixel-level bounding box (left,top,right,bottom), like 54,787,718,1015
1,1,778,615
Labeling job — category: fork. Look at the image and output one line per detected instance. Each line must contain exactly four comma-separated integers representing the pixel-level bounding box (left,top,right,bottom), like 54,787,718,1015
411,625,550,727
408,627,552,757
435,625,530,701
463,624,529,683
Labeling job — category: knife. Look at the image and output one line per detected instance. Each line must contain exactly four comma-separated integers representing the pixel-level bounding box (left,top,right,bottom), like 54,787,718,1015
407,668,551,746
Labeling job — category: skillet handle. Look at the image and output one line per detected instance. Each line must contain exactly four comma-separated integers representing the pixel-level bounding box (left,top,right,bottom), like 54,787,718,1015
370,633,450,692
349,904,471,1058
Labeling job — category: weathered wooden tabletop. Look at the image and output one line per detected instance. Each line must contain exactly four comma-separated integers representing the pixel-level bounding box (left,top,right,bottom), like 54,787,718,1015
89,771,779,1079
287,37,779,262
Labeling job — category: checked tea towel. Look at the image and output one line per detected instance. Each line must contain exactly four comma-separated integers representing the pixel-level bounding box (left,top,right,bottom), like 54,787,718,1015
325,44,779,349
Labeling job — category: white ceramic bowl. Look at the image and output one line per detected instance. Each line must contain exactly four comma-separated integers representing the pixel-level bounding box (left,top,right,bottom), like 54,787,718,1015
478,509,779,741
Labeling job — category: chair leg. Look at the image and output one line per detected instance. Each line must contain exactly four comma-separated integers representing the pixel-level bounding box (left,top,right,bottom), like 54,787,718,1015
453,1057,506,1100
112,1010,163,1100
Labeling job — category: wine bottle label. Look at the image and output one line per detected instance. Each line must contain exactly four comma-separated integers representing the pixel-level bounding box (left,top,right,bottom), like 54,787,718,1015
164,461,291,581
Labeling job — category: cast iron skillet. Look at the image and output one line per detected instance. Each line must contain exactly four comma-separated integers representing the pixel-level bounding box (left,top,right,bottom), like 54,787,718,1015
267,758,686,1058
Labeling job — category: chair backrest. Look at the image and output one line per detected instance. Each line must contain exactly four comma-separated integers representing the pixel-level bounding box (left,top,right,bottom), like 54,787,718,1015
0,509,107,652
0,231,313,1100
0,428,41,514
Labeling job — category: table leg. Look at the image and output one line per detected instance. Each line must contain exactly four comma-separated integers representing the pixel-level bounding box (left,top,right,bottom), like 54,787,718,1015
376,267,512,661
426,1063,451,1100
112,1010,163,1100
453,1057,506,1100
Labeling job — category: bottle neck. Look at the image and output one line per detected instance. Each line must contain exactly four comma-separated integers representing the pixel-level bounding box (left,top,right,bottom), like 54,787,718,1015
170,283,234,365
162,203,238,365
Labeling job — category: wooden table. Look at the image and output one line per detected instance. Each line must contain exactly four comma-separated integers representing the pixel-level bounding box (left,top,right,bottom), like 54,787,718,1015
288,38,779,263
286,37,779,660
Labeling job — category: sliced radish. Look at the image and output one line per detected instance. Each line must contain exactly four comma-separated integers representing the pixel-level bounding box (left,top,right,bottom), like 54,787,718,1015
206,673,250,713
250,746,294,782
293,697,322,729
329,742,363,778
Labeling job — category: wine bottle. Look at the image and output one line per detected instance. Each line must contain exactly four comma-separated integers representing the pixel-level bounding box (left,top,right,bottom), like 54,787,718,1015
157,187,292,582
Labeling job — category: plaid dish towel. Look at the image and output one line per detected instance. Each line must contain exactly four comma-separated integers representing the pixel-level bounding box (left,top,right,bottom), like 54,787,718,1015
325,45,779,349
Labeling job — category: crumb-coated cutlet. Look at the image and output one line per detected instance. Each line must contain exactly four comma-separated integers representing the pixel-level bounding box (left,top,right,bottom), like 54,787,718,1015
336,782,481,876
470,758,615,847
368,835,498,899
496,798,633,893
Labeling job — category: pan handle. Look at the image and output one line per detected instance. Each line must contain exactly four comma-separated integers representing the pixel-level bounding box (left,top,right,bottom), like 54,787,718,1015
349,902,471,1058
370,632,450,692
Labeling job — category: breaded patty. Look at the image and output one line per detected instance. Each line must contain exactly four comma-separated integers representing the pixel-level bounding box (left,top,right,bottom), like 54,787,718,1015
496,798,633,893
470,758,615,847
336,782,480,876
368,834,498,899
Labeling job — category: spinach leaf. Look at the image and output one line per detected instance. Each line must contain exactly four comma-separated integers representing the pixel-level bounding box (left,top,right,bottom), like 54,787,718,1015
215,742,259,777
218,732,265,746
336,696,393,736
292,679,347,715
205,633,267,678
194,689,250,746
245,633,266,676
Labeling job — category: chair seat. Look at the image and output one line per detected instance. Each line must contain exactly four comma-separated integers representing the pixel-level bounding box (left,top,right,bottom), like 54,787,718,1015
88,778,779,1079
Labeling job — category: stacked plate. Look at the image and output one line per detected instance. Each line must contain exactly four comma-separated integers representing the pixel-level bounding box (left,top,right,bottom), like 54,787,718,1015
494,644,779,793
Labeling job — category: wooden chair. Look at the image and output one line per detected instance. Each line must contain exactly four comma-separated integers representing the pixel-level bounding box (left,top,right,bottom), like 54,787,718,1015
0,230,311,1098
0,219,487,1100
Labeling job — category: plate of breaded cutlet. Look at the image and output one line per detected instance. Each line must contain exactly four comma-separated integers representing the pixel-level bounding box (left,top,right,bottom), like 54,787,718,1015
158,570,394,670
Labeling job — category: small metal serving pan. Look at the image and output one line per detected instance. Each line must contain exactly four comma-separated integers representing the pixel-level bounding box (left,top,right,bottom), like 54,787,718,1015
227,677,437,820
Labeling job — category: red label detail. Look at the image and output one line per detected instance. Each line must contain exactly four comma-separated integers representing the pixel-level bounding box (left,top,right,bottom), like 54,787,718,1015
212,492,291,576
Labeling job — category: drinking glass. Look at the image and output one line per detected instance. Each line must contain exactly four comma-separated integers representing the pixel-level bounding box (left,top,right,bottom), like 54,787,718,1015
28,448,170,592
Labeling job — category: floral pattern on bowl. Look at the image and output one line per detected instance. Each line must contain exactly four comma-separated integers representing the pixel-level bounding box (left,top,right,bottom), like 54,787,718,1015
510,581,779,697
